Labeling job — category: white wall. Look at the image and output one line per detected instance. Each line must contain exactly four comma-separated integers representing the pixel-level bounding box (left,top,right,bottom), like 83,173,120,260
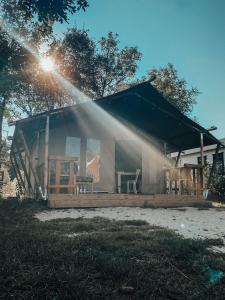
172,138,225,167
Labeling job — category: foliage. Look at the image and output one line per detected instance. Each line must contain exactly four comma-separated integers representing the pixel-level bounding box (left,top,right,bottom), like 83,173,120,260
13,61,72,116
0,27,141,124
0,0,89,144
0,138,10,164
51,28,96,99
0,27,44,133
94,32,141,97
51,30,142,98
0,28,26,143
0,29,71,138
148,63,200,115
1,0,89,35
207,160,225,200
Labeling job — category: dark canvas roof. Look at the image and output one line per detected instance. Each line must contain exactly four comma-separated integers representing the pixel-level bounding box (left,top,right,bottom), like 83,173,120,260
12,81,222,152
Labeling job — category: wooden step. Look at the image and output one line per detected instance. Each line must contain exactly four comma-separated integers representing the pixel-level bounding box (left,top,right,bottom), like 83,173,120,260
48,193,207,209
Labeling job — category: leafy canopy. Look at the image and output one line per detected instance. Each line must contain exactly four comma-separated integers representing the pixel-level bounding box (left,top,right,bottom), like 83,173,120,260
0,0,89,146
1,0,89,35
148,63,199,115
51,30,142,98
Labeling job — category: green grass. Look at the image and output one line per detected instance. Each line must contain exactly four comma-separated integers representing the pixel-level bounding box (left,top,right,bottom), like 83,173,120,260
0,200,225,299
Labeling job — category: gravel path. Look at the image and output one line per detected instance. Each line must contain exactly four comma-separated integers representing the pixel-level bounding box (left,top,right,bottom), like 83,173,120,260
36,207,225,243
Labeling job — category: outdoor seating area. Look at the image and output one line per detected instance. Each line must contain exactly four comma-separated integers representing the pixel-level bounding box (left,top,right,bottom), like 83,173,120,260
48,156,141,195
47,155,205,199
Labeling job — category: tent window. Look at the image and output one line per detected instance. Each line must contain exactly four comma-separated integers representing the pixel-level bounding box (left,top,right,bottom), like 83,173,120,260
86,139,100,183
65,137,81,157
65,137,80,175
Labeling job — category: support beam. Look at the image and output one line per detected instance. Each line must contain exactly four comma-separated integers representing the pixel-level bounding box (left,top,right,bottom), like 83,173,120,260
14,142,34,198
11,148,25,190
163,142,167,156
175,150,181,168
10,148,26,195
200,133,204,190
80,137,87,176
207,144,220,189
19,129,42,197
200,133,204,167
44,115,50,198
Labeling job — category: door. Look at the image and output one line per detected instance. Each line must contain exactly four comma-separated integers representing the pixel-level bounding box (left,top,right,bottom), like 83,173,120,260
115,140,142,192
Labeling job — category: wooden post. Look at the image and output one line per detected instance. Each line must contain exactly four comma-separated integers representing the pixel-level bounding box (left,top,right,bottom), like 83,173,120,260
193,167,196,194
10,150,25,196
200,133,204,167
44,115,50,198
175,150,181,168
55,159,61,194
164,142,167,156
14,143,34,198
200,132,204,191
69,160,75,194
80,137,87,176
33,131,40,169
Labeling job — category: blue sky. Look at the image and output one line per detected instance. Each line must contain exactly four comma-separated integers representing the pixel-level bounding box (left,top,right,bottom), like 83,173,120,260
54,0,225,139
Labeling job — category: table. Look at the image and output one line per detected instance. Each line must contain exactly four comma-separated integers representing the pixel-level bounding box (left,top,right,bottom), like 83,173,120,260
116,171,136,193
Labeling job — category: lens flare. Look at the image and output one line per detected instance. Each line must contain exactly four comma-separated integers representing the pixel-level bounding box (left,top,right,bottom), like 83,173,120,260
40,57,55,72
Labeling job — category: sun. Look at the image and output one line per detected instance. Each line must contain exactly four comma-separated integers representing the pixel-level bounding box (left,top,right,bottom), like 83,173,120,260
40,57,55,72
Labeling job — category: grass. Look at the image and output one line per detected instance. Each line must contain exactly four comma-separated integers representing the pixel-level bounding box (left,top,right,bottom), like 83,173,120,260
0,200,225,299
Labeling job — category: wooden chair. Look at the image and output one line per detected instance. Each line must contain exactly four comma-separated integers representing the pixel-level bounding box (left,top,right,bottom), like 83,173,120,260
127,169,141,194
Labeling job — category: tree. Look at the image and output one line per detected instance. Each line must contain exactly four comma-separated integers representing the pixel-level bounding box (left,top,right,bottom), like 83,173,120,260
51,28,96,99
94,32,141,98
0,0,91,183
0,29,73,134
0,0,89,35
147,63,199,115
205,160,225,201
51,30,142,99
0,29,22,151
0,0,90,146
13,60,72,116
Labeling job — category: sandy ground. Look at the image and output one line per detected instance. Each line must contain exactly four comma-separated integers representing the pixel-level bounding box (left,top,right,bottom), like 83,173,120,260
36,207,225,245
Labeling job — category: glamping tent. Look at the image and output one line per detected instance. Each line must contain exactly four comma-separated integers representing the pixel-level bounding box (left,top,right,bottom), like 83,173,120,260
10,82,222,207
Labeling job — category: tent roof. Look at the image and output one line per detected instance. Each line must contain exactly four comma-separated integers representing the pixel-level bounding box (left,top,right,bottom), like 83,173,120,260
12,81,222,152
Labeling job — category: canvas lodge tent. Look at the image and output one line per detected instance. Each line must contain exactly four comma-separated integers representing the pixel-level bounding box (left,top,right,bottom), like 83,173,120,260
10,81,223,208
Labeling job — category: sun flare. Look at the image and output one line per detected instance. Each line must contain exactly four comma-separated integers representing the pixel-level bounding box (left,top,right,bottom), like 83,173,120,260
40,57,55,72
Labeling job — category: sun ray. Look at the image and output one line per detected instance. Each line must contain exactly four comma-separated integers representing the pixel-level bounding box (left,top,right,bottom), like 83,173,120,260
40,57,55,72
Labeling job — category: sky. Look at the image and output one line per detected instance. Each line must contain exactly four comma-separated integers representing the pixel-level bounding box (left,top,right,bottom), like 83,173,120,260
54,0,225,139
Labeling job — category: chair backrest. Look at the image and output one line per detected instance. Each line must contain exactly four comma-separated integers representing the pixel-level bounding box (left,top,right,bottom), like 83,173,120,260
135,169,141,182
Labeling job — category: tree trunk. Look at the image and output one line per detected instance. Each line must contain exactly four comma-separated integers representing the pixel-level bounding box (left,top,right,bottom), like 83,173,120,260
0,98,6,161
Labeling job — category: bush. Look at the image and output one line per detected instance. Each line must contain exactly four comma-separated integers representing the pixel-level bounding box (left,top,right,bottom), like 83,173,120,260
205,161,225,201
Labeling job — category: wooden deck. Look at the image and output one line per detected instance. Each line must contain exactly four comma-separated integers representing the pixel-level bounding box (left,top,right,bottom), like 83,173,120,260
48,193,209,209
